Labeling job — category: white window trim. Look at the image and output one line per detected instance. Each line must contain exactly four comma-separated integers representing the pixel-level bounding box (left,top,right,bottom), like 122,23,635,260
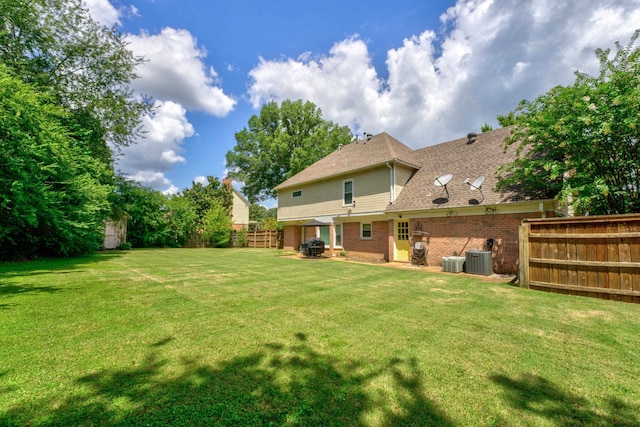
292,189,302,198
342,179,354,207
360,222,372,240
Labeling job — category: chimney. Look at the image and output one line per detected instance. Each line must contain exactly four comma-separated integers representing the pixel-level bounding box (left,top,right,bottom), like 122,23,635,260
222,177,232,187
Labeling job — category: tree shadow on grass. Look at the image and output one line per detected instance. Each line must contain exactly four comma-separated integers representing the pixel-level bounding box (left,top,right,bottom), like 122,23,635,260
490,373,640,426
0,251,124,278
0,283,63,297
2,334,453,426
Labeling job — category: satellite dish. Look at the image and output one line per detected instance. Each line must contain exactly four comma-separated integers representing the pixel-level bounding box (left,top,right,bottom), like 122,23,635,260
434,174,452,187
465,176,485,202
434,174,453,199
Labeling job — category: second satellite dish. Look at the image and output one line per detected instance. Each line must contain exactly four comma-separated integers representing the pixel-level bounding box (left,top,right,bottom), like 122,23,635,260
465,176,485,202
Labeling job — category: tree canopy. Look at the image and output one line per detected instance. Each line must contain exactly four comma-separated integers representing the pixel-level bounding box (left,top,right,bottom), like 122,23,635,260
182,176,233,223
0,65,112,258
0,0,149,259
0,0,149,154
497,30,640,215
225,100,353,202
110,176,234,249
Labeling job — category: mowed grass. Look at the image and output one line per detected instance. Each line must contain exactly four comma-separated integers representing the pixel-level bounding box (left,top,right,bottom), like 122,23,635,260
1,249,639,426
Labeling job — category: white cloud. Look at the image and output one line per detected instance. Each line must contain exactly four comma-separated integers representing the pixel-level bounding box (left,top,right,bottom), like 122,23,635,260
83,0,121,27
162,185,180,196
115,100,194,192
247,0,640,147
126,27,236,116
85,2,236,193
193,175,207,185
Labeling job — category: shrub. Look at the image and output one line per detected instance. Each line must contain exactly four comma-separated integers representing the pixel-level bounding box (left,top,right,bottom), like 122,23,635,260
202,201,233,248
236,227,248,248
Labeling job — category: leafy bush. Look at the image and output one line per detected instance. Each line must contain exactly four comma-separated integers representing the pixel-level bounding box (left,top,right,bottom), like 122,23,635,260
202,201,233,248
236,227,249,247
0,65,111,260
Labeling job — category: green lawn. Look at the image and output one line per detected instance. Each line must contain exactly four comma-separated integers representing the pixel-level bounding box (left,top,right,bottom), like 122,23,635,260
1,248,639,426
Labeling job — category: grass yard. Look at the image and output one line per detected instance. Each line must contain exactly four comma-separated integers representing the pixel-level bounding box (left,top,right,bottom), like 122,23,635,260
1,248,639,426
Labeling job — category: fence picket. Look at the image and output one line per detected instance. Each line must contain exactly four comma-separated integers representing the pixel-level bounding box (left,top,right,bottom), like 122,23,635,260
520,214,640,303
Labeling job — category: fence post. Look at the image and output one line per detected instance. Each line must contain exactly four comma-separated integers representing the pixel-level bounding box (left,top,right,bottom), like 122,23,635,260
519,221,530,288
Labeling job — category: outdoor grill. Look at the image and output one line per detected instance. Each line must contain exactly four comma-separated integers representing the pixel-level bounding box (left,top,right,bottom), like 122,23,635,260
300,237,325,257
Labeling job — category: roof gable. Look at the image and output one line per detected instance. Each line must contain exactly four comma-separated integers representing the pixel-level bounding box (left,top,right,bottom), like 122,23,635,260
387,127,518,212
275,132,418,190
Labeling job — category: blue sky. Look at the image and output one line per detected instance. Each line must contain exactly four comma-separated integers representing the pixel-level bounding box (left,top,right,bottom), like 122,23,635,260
86,0,640,205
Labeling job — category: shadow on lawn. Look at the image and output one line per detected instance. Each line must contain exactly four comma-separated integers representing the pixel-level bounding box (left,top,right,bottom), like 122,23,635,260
0,282,63,310
0,283,63,297
2,334,453,426
0,251,124,276
0,252,124,309
490,373,640,426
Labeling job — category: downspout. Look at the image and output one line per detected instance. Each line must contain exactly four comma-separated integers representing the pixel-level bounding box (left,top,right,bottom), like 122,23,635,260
386,161,395,203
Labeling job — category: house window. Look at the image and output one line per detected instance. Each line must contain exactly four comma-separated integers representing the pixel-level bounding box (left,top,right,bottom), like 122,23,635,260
334,224,342,247
319,226,330,247
397,221,409,241
343,180,353,206
292,190,302,198
361,223,372,239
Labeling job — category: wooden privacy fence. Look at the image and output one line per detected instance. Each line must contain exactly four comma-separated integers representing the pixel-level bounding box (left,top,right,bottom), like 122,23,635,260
241,229,283,249
519,214,640,303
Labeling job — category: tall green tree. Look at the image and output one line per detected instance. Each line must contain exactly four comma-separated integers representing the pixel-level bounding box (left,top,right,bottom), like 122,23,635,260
111,177,200,248
0,65,112,259
182,176,233,224
497,30,640,215
249,203,267,223
165,195,199,247
0,0,149,158
226,100,353,202
111,178,170,248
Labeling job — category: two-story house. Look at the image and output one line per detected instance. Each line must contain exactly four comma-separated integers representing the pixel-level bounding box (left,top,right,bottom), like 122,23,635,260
275,128,555,274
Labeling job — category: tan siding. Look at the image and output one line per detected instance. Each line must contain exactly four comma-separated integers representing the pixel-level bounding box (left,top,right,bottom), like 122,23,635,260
278,167,391,220
394,165,415,202
232,190,249,226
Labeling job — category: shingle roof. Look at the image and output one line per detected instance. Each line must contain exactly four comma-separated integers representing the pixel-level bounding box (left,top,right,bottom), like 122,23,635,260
274,132,419,190
386,126,518,212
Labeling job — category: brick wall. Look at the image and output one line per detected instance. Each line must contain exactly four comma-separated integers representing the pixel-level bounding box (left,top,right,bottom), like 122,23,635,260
342,220,389,262
283,225,302,251
410,212,549,274
281,211,551,272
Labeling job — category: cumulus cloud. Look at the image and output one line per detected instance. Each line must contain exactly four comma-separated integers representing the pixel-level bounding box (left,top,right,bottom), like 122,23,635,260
193,175,207,185
126,28,236,117
83,0,121,27
248,0,640,147
84,1,237,192
115,101,194,192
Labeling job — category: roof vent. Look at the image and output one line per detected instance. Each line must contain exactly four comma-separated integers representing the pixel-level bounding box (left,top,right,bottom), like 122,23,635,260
467,132,477,144
338,143,343,155
365,132,372,141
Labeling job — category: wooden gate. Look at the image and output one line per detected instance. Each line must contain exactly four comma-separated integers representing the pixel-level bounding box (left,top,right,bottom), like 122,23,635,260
519,214,640,303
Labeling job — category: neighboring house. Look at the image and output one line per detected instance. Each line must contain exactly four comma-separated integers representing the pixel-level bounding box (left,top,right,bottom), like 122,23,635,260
275,128,555,274
223,178,251,230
